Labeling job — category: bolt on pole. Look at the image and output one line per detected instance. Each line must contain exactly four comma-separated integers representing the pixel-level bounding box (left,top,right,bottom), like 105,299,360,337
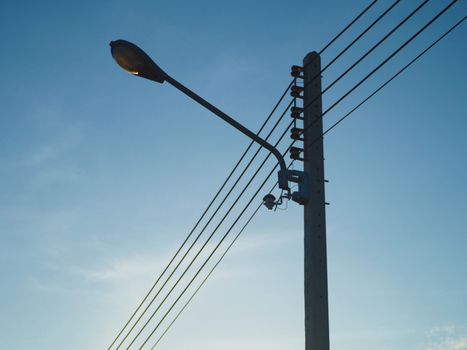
303,52,330,350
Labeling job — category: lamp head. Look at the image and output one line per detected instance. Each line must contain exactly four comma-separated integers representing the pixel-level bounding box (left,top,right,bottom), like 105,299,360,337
110,39,167,83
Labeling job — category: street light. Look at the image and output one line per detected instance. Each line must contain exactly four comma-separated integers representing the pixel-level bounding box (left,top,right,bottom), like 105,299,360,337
109,39,309,205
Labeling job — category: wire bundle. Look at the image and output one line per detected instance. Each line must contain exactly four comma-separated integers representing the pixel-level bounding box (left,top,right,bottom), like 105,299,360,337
107,1,465,348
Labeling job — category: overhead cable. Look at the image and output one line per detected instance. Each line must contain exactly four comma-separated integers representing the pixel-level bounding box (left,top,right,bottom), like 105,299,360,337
305,0,431,92
131,3,461,344
151,13,467,350
318,0,379,55
319,15,466,142
108,1,399,347
301,0,460,132
124,119,295,349
149,16,466,348
138,146,294,350
113,98,295,350
107,79,293,350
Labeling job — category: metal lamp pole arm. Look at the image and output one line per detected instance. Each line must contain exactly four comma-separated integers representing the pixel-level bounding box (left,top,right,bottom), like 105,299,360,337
165,75,289,191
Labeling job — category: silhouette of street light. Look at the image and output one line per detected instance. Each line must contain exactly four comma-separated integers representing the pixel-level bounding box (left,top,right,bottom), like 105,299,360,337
110,39,292,194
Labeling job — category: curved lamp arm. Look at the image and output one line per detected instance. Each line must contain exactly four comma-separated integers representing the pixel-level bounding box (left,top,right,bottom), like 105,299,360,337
165,76,288,188
110,39,289,192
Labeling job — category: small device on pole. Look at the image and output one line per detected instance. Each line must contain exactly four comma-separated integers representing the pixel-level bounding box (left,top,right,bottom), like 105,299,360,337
109,39,312,202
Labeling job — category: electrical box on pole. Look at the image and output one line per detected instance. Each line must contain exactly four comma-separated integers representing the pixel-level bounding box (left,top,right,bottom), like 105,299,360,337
303,52,330,350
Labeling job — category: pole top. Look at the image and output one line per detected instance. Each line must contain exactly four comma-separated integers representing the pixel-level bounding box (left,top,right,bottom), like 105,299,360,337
303,51,320,66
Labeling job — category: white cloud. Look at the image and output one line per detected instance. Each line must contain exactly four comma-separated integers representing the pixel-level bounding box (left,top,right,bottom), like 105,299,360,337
427,336,467,350
425,325,467,350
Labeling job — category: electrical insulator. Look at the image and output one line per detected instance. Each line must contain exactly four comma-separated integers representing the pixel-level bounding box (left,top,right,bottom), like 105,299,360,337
290,65,304,78
290,127,303,140
291,106,303,114
290,85,304,98
290,106,304,120
289,146,303,160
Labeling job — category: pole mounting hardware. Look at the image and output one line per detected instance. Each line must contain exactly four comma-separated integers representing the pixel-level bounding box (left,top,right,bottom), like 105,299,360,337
290,85,304,99
291,106,304,120
291,65,304,79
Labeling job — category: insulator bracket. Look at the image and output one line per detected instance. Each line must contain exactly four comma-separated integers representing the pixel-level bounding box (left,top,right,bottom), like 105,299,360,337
291,65,304,78
290,106,304,120
290,127,304,141
290,85,304,99
289,146,304,161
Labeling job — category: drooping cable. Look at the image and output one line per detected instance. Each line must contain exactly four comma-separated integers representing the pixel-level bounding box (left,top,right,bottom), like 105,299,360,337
108,2,397,347
123,3,459,342
113,98,295,350
132,7,452,337
137,145,294,350
120,4,456,341
149,172,287,349
107,79,293,350
126,4,401,332
318,0,379,55
109,2,386,345
319,15,466,142
124,119,295,349
301,0,460,132
321,0,401,74
305,0,431,92
149,16,465,347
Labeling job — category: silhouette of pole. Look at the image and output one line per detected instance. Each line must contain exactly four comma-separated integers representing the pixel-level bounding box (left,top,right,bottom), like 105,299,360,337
303,52,330,350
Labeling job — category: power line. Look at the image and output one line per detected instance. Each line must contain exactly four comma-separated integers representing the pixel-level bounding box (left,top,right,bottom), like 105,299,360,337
109,3,385,346
305,0,431,93
121,6,449,341
123,26,401,338
127,3,459,341
124,119,295,349
133,3,401,329
318,0,379,55
149,204,263,349
107,79,293,350
149,174,286,349
320,15,466,142
113,98,295,350
149,16,465,348
134,10,445,340
301,0,460,133
109,2,405,347
321,0,401,74
138,145,294,350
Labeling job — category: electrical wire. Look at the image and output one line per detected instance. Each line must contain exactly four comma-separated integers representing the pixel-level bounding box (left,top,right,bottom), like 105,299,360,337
301,0,460,133
121,4,456,341
304,0,431,93
109,2,386,345
149,16,465,348
124,119,295,349
319,15,466,143
108,1,401,347
113,98,295,350
318,0,379,55
321,0,401,74
123,3,460,342
149,171,288,349
107,79,294,350
138,145,294,350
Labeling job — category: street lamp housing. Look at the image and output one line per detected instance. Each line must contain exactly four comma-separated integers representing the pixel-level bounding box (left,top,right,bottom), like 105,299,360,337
110,39,167,83
109,39,310,206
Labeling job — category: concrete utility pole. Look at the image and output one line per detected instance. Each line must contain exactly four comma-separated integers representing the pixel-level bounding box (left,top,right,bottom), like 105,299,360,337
303,52,330,350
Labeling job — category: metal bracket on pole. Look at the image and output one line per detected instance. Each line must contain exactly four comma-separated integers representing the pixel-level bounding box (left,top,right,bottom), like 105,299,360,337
278,169,309,205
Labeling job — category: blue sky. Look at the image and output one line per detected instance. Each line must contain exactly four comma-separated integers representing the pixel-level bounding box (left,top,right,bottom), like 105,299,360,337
0,1,466,349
